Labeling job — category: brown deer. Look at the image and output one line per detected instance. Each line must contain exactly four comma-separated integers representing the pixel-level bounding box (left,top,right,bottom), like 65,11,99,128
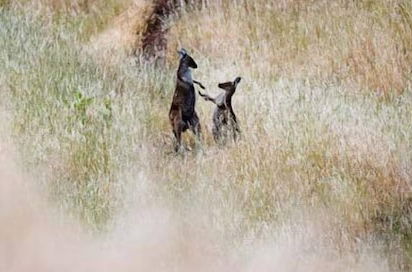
198,77,242,144
169,48,205,152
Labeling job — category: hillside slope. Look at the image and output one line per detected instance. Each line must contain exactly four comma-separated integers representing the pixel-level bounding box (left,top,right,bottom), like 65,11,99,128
1,0,412,270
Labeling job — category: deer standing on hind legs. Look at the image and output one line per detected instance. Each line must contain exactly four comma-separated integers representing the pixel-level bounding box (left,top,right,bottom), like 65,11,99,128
198,77,242,144
169,48,205,152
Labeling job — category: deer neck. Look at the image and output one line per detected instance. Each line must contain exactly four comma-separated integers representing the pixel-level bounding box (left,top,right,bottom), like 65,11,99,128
177,63,193,85
226,89,235,100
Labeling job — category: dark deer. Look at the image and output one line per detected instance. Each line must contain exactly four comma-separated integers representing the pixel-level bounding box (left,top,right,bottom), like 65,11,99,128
198,77,242,144
169,48,205,152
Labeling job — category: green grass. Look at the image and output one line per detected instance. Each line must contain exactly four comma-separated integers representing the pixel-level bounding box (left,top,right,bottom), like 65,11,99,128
1,1,412,270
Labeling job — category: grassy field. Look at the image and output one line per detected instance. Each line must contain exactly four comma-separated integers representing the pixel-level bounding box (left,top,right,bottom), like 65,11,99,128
1,0,412,271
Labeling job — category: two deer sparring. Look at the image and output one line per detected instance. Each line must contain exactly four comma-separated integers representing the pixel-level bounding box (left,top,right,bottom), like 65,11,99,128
169,48,242,151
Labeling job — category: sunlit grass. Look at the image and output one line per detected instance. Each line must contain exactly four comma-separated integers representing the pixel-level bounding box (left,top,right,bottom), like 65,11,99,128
0,0,412,269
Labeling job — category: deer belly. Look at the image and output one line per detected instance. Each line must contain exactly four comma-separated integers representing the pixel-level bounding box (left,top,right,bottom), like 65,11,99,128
182,108,195,120
181,91,195,118
213,109,227,126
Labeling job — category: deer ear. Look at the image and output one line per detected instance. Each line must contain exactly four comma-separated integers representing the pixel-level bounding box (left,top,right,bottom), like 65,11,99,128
234,77,241,87
187,55,198,69
177,48,187,58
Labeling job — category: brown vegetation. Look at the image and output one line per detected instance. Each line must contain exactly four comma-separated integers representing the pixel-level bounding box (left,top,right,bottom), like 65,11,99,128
1,0,412,270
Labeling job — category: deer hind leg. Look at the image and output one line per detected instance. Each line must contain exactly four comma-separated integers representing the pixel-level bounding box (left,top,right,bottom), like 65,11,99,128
231,124,241,142
172,124,182,152
212,124,222,144
228,109,240,142
170,110,180,152
172,115,187,152
189,112,203,149
212,121,227,145
230,118,241,142
212,110,224,144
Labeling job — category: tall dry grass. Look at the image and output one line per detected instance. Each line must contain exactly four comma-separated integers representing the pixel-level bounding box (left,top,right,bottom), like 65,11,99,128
1,0,412,270
169,0,412,94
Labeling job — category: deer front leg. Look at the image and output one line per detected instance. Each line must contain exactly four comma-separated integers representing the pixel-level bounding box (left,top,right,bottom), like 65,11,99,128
193,80,205,89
